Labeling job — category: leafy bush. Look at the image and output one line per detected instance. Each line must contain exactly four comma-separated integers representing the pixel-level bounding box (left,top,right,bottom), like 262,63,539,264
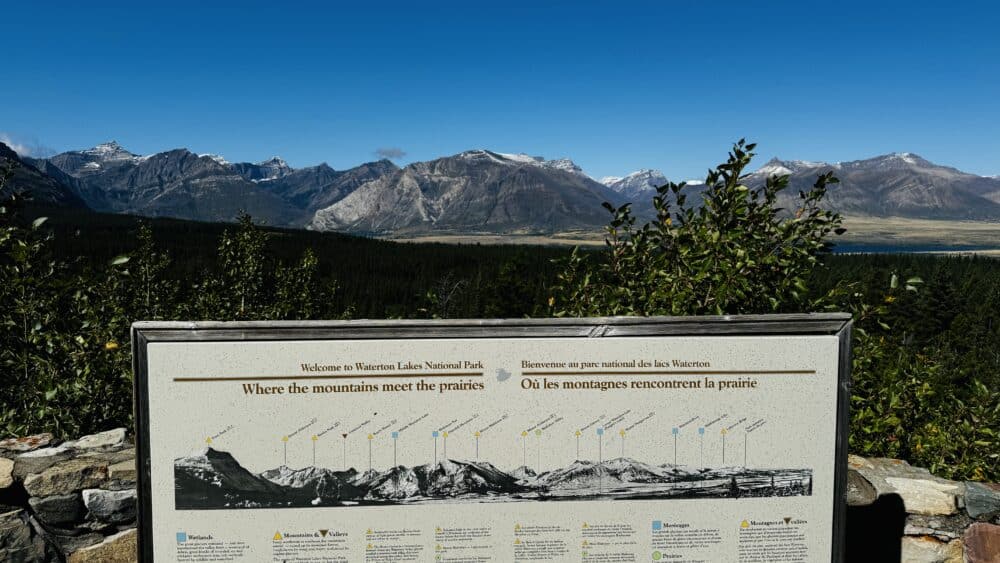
848,277,999,480
549,141,998,481
0,159,338,436
550,140,843,316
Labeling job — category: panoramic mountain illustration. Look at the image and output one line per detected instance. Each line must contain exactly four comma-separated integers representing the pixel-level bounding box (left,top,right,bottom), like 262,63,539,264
174,447,813,510
5,139,1000,235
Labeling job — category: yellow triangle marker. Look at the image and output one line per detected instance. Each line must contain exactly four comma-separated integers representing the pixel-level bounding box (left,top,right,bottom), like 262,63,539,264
514,538,520,545
273,531,282,541
619,429,626,437
721,429,728,435
367,434,374,440
575,430,581,437
740,520,750,529
442,431,449,438
281,436,289,442
582,522,589,528
311,435,318,442
474,431,480,437
205,437,212,444
521,431,528,437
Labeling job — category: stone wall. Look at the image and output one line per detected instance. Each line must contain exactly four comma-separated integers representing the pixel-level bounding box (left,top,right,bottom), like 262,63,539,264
846,455,999,562
1,429,998,562
1,429,136,562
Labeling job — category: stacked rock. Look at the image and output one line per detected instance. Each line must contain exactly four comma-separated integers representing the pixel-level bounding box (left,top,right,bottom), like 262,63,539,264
0,428,137,562
847,455,1000,562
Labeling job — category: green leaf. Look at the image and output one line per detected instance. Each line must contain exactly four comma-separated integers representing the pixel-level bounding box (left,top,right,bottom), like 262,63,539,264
110,255,130,266
31,217,48,229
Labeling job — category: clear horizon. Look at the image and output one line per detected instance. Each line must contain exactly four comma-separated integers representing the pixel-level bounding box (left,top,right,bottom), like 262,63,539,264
2,0,998,179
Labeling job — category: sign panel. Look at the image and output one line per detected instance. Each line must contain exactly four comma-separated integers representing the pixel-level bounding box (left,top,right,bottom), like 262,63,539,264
133,315,851,562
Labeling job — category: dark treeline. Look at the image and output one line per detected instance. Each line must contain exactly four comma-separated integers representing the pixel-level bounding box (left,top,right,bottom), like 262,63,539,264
28,207,1000,393
27,206,568,319
28,206,1000,338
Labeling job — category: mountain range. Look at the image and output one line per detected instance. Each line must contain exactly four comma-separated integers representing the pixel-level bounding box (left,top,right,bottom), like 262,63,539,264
173,447,811,509
4,140,1000,235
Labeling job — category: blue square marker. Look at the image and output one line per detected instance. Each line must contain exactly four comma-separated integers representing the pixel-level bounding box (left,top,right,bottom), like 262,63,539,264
432,431,439,438
652,521,662,531
391,431,399,439
596,428,604,436
176,532,187,543
698,427,705,435
672,428,679,435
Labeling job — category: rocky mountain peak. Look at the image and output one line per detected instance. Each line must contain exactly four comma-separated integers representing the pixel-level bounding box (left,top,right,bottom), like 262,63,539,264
252,156,292,180
839,152,935,171
601,168,668,199
81,141,140,162
752,157,832,177
260,156,289,167
310,147,621,234
200,153,229,166
453,150,590,178
543,157,588,177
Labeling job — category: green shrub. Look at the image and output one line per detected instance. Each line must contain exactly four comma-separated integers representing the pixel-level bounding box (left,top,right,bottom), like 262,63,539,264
549,141,998,481
0,160,339,437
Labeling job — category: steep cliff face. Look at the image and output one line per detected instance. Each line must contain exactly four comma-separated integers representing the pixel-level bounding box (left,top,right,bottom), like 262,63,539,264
259,159,399,223
310,150,624,234
601,169,669,201
0,142,87,208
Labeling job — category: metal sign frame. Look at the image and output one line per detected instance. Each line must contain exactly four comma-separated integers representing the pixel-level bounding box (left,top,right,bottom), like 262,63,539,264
132,313,852,562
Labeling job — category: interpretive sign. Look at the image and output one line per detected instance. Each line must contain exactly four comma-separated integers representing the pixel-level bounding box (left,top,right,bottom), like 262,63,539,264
132,314,851,562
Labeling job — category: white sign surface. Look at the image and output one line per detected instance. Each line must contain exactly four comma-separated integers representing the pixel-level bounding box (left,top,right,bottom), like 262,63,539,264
134,317,850,562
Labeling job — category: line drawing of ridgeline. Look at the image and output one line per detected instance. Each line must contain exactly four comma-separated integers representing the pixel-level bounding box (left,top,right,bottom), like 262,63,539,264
173,447,813,510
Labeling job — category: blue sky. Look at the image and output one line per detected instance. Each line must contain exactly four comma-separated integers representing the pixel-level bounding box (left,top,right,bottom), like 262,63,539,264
1,0,998,179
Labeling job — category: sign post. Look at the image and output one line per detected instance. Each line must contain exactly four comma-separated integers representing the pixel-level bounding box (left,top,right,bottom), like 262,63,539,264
133,314,851,562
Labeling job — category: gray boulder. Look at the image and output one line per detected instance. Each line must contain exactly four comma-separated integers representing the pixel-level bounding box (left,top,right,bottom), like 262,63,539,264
82,489,136,525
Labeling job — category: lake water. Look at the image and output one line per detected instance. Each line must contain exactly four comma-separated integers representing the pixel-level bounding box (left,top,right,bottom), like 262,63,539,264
832,243,999,254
